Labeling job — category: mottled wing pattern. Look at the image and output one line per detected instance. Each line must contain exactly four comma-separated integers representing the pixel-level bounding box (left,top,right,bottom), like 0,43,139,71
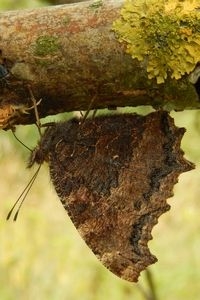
36,112,193,282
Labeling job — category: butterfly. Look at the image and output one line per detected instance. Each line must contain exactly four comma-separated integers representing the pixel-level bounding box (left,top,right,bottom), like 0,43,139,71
22,110,193,282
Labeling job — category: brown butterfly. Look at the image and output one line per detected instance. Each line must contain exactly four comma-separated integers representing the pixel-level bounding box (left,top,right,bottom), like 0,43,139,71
23,110,193,282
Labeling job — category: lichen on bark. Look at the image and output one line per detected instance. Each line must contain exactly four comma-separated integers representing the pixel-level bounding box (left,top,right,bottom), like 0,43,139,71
113,0,200,84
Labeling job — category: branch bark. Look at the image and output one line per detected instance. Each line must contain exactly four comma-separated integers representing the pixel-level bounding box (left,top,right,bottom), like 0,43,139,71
0,0,199,128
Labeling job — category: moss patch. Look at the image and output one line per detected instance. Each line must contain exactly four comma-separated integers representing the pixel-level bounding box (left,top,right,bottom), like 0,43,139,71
89,0,103,10
113,0,200,84
34,35,60,57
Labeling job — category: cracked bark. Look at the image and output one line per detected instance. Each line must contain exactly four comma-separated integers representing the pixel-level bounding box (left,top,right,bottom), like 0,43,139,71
0,0,199,128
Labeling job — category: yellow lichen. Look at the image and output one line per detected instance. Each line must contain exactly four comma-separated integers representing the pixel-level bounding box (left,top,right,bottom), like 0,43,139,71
113,0,200,84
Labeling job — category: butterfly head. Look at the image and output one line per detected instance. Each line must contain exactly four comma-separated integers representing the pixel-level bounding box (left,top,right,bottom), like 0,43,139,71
28,125,56,168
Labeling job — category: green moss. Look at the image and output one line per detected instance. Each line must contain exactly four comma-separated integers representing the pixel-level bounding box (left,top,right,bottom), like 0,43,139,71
34,35,60,57
113,0,200,83
89,0,103,10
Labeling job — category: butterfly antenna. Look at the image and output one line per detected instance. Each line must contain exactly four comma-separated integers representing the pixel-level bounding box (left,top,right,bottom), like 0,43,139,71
11,130,32,152
6,164,41,221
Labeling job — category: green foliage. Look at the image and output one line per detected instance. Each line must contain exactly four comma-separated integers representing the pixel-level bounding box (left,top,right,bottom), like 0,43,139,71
0,0,46,10
113,0,200,84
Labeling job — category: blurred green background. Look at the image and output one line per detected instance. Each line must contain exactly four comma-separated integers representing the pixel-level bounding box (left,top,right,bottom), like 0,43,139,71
1,1,200,299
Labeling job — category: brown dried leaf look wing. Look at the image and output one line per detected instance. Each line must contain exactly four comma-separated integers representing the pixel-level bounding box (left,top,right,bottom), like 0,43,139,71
30,111,194,282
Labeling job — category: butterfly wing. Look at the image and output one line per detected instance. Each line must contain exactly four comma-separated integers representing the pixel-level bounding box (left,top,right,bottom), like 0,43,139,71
48,112,193,282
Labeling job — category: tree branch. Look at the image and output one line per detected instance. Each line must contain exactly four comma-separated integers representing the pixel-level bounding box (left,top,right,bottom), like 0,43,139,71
0,0,199,129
